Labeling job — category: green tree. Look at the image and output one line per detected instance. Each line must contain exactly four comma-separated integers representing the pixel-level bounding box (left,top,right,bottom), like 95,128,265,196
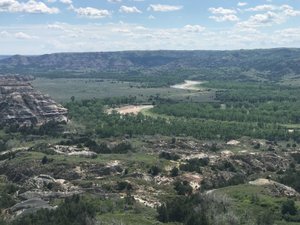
170,167,179,177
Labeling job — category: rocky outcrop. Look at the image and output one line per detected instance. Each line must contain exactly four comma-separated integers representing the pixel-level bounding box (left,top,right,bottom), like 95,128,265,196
249,178,299,197
10,198,54,217
52,145,97,157
0,75,68,127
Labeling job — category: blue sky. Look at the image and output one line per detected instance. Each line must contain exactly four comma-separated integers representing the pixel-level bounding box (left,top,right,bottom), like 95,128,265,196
0,0,300,54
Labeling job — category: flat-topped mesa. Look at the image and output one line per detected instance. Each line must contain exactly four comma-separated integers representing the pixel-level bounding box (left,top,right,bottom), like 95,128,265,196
0,75,68,127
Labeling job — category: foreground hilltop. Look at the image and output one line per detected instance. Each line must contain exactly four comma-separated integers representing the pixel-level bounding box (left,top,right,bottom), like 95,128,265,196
0,75,68,127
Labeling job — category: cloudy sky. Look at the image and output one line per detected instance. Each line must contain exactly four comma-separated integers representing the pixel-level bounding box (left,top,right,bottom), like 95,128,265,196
0,0,300,54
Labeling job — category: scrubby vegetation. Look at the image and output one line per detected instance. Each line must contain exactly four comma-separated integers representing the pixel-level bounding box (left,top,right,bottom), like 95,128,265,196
1,49,300,225
11,195,96,225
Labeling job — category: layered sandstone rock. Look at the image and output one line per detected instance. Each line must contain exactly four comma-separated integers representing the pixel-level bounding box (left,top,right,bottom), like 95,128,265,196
0,75,68,127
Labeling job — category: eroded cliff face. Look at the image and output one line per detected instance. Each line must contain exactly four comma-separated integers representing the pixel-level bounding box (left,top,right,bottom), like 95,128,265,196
0,75,68,127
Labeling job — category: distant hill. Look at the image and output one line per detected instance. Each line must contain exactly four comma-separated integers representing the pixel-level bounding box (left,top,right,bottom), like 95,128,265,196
0,48,300,82
0,55,11,60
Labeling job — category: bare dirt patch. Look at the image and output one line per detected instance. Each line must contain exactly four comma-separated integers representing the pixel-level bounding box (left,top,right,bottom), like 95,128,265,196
182,173,203,190
226,140,240,146
107,105,154,115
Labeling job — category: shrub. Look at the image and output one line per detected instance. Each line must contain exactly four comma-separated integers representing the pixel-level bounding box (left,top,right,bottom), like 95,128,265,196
174,181,193,196
41,155,49,164
11,195,96,225
159,151,180,161
170,167,179,177
282,199,297,216
111,142,132,154
148,165,161,176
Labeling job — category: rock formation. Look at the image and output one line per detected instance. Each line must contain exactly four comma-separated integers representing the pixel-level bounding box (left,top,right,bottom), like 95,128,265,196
0,75,68,127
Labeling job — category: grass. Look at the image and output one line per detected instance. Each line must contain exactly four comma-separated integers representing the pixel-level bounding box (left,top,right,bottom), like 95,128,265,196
97,212,180,225
141,107,173,120
281,74,300,87
216,184,300,224
12,147,175,180
276,222,300,225
32,78,214,103
96,201,180,225
20,151,159,166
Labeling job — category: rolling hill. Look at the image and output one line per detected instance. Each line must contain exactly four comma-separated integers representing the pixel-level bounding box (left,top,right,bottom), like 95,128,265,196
1,48,300,83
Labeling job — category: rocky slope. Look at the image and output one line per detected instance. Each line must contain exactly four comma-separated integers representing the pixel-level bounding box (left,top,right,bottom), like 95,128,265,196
0,75,68,127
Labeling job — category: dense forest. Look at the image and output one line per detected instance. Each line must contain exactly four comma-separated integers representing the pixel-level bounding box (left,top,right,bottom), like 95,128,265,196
152,82,300,124
63,79,300,142
64,98,299,142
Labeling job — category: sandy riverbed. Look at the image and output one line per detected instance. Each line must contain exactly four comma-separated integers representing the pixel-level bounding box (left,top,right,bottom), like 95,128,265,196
171,80,204,91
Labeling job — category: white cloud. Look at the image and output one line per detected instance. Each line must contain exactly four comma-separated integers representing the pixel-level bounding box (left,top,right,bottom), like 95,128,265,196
246,4,300,16
271,28,300,45
47,0,72,4
183,25,205,33
72,6,111,19
208,7,238,22
210,14,239,22
251,11,281,23
238,2,248,7
119,5,141,14
108,0,121,3
237,11,283,28
0,0,59,14
47,24,64,30
281,5,300,17
209,7,236,15
148,15,155,19
246,4,277,12
1,22,300,54
112,28,131,33
0,30,9,37
60,0,72,5
148,4,183,12
135,25,146,30
15,32,36,39
275,28,300,40
0,0,16,7
239,4,300,28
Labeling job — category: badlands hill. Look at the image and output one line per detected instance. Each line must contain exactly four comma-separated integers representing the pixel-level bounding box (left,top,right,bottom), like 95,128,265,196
0,75,67,127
